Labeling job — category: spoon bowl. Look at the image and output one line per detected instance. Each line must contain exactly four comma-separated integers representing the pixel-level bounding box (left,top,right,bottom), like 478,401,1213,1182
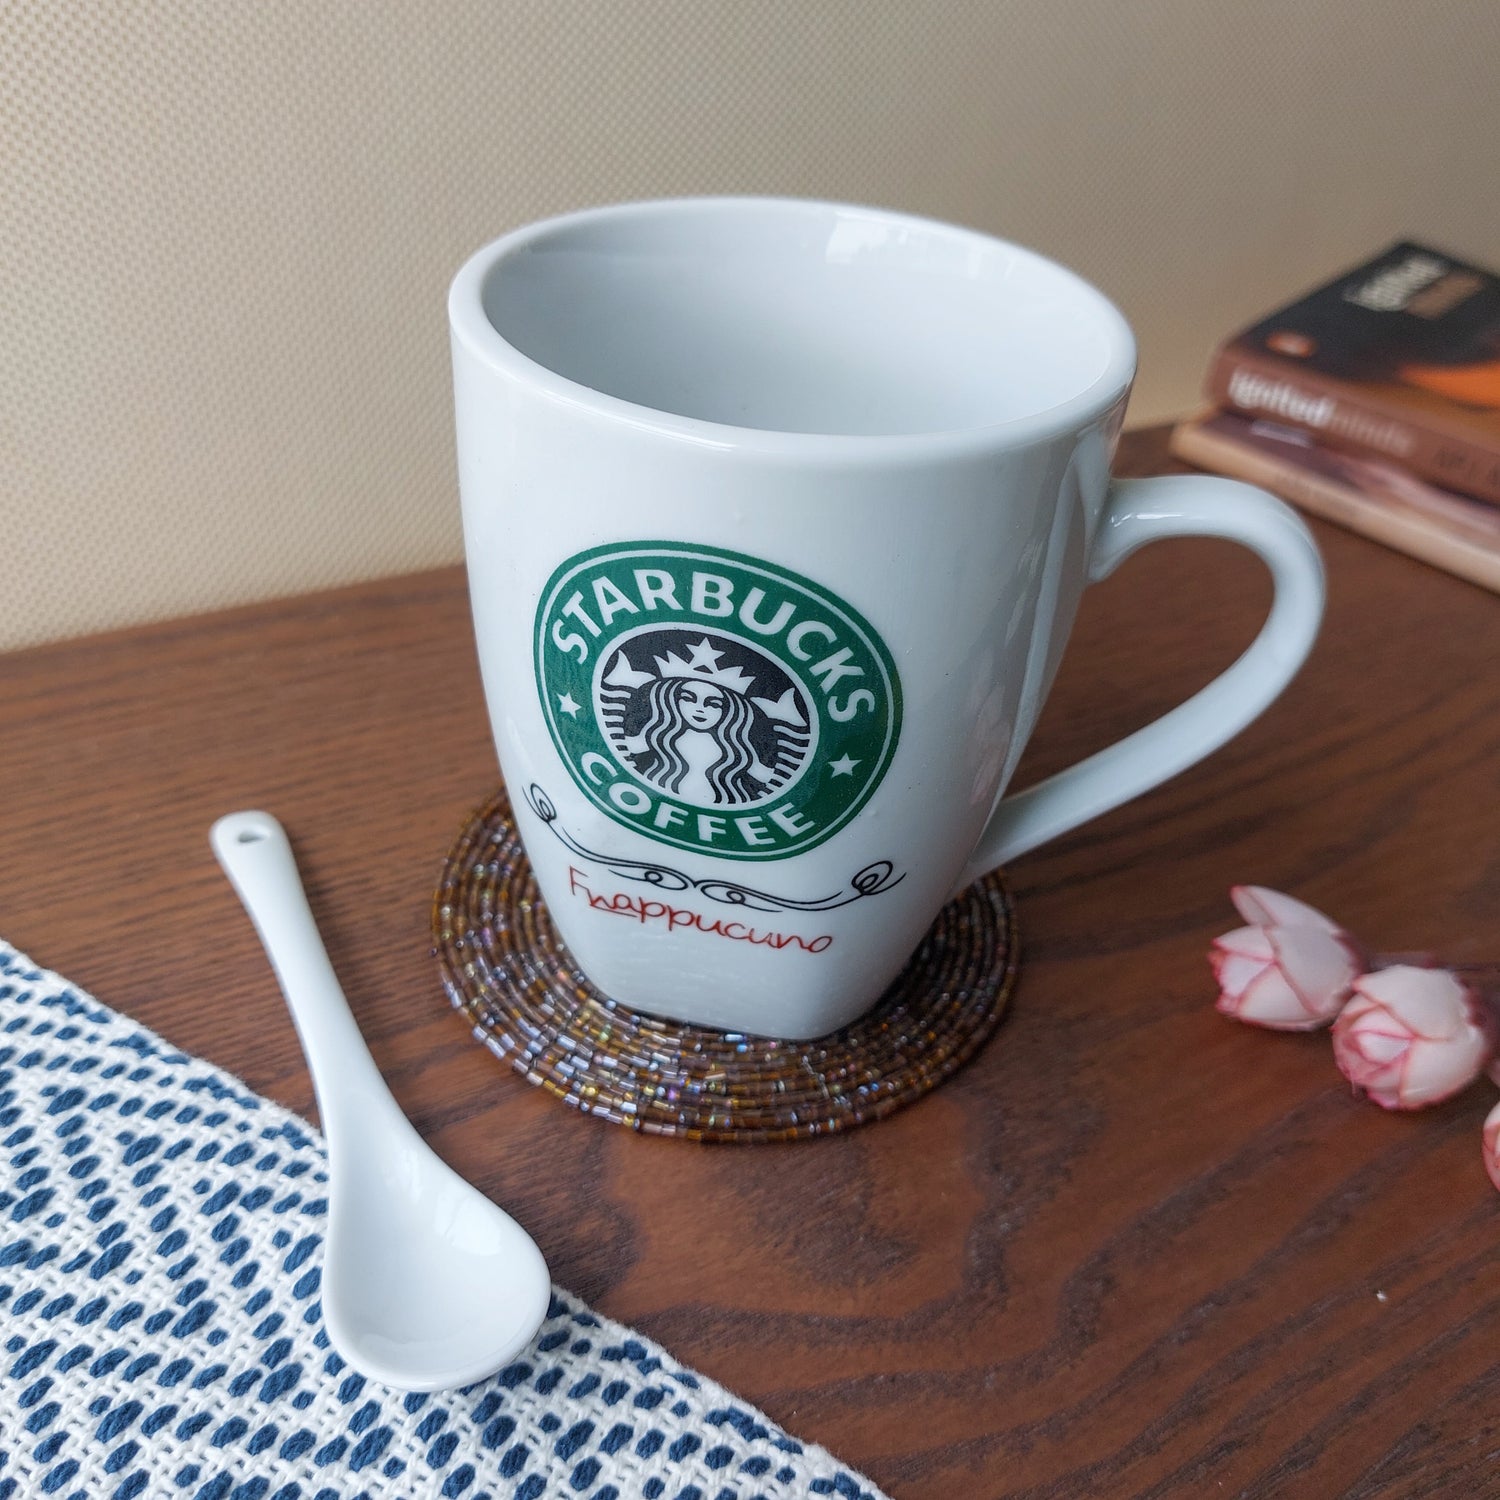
212,810,550,1391
324,1124,550,1390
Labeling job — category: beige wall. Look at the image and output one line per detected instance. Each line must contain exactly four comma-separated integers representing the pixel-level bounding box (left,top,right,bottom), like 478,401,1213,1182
5,0,1498,650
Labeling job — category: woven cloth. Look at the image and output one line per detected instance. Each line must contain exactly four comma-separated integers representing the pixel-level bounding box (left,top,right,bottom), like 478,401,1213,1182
0,941,887,1500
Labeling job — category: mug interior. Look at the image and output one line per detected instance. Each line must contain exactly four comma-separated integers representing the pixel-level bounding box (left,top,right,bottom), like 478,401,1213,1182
475,199,1132,439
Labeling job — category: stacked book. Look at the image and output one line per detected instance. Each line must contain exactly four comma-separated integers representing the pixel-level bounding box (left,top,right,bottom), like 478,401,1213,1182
1171,242,1500,593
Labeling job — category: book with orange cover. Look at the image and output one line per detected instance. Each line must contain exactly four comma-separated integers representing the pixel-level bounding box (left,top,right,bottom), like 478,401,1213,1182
1170,410,1500,594
1206,242,1500,503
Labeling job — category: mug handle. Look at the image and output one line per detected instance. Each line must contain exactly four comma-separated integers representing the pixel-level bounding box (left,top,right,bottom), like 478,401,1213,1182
958,475,1325,886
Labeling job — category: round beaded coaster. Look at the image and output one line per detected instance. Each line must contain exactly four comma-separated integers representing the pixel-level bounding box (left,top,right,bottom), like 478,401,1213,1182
432,787,1019,1143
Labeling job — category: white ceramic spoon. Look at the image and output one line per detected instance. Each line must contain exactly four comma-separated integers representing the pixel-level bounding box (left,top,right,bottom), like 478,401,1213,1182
211,810,551,1391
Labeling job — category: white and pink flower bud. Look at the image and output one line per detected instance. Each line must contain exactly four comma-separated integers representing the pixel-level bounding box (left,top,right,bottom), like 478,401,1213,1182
1210,887,1364,1031
1230,885,1346,935
1483,1101,1500,1193
1331,966,1493,1110
1211,924,1363,1030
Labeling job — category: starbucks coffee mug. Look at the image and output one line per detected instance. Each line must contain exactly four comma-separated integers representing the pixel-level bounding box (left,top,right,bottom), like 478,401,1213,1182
449,197,1324,1039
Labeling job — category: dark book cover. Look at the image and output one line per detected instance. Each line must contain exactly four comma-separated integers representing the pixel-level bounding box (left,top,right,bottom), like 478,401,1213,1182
1206,241,1500,502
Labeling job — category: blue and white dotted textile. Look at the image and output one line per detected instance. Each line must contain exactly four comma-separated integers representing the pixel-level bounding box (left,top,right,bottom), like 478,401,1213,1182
0,943,887,1500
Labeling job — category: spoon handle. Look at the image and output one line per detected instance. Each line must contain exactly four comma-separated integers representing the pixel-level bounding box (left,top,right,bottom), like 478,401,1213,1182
211,810,403,1149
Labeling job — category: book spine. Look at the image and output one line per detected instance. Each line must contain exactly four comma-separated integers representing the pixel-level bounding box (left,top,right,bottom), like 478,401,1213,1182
1206,346,1500,505
1169,419,1500,595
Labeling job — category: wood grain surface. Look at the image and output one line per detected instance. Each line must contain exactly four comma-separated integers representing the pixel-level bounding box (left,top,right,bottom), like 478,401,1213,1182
3,427,1498,1499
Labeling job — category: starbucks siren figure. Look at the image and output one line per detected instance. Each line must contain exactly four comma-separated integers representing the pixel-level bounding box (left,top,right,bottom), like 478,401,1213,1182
599,634,812,809
627,676,775,805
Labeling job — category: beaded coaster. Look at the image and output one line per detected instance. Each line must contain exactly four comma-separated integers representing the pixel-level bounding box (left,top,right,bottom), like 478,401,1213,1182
432,787,1018,1143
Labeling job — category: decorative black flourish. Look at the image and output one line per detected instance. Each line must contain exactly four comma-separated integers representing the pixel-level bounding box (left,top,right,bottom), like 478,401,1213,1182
524,783,904,913
693,862,903,913
525,784,691,890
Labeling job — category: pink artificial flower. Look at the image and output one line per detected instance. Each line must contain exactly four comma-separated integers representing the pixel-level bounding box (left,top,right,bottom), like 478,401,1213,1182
1210,886,1364,1031
1230,885,1345,935
1484,1101,1500,1193
1331,966,1493,1110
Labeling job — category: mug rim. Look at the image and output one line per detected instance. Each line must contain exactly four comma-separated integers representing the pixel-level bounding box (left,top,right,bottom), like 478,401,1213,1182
448,195,1138,458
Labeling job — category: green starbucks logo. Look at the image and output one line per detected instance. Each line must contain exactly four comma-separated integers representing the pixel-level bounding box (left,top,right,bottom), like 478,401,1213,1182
535,542,902,860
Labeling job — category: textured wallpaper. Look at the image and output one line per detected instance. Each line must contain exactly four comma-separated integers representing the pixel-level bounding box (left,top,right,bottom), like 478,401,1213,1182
5,0,1499,648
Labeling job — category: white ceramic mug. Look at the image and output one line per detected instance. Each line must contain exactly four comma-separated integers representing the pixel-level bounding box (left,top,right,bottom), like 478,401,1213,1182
449,198,1323,1039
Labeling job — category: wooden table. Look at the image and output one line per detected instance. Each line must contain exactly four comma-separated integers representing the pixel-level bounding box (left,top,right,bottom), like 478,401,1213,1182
3,427,1497,1499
